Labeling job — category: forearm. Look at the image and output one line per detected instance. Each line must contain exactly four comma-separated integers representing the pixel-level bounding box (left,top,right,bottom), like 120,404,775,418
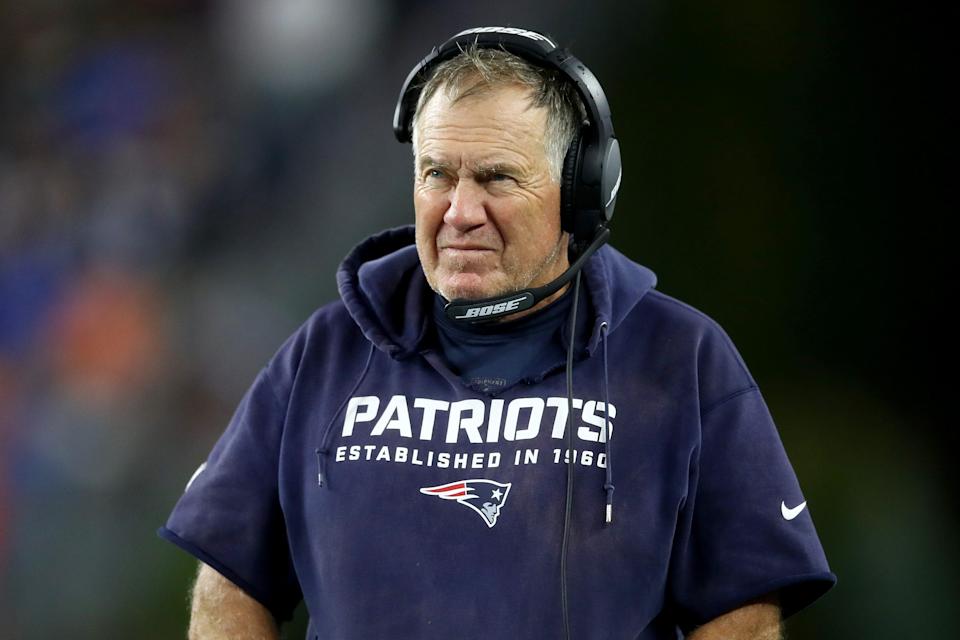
189,563,280,640
687,593,782,640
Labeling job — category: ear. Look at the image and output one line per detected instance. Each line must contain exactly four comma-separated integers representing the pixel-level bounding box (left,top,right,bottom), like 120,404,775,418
560,129,583,235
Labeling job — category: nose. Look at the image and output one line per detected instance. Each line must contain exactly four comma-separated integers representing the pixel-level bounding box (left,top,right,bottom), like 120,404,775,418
444,179,488,232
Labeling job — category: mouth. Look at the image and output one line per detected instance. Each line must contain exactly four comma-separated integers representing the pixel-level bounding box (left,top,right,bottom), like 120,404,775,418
439,246,496,256
440,244,495,251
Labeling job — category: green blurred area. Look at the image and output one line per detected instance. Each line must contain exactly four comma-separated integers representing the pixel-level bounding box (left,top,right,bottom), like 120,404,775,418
0,1,949,638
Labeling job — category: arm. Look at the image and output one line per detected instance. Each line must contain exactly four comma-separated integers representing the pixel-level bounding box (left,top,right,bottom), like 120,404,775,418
189,562,280,640
687,593,782,640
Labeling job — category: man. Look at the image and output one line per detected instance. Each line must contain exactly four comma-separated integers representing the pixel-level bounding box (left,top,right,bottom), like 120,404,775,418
160,27,835,639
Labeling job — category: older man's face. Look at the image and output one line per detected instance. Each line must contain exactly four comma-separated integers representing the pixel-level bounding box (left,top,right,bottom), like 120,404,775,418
413,83,567,303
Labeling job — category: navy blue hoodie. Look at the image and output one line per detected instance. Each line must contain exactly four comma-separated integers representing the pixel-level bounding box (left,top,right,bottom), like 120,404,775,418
160,226,835,639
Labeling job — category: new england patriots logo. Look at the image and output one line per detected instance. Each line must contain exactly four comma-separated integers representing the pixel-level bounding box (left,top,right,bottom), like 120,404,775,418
419,479,512,528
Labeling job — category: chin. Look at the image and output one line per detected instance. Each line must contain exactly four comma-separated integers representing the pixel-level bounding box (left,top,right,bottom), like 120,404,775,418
438,276,505,302
440,284,488,302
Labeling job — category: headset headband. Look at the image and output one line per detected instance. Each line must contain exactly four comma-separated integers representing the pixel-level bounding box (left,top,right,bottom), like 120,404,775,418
393,27,614,159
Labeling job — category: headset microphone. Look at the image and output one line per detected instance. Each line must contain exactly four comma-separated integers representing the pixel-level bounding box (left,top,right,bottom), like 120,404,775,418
443,227,610,322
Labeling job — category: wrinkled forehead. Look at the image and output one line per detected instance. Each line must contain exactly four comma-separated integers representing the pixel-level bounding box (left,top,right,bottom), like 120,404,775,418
414,84,550,157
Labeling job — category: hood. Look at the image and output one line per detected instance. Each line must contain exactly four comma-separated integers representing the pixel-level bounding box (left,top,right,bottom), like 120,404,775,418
336,225,657,359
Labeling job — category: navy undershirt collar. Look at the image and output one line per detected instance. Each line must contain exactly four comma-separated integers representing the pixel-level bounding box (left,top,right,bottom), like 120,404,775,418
432,290,575,394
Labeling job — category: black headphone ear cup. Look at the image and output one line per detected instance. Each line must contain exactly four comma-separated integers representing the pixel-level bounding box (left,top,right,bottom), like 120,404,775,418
560,130,582,236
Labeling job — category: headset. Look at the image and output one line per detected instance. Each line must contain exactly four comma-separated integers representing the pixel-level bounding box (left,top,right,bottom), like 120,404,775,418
393,26,622,323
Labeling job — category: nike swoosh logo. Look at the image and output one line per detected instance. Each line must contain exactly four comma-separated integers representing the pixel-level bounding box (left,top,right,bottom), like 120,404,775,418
185,461,207,493
781,500,807,520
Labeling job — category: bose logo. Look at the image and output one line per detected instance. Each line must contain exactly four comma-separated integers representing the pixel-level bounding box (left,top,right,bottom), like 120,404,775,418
455,297,526,319
454,27,556,48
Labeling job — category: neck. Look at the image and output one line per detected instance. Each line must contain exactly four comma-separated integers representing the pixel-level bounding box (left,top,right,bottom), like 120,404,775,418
493,283,569,322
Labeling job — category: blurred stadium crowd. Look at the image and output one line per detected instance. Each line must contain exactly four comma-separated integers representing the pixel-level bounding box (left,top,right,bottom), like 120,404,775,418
0,1,430,635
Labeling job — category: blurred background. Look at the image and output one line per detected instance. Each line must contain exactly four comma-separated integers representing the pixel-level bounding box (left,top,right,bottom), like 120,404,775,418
0,0,950,638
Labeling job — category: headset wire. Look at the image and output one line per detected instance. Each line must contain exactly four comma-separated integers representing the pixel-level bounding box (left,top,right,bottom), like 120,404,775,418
560,270,582,640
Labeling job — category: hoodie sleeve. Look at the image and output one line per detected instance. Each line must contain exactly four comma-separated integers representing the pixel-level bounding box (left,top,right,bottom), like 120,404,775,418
158,367,302,621
666,333,836,632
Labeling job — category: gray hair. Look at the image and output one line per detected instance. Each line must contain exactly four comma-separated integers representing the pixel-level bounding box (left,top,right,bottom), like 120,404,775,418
410,44,586,182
